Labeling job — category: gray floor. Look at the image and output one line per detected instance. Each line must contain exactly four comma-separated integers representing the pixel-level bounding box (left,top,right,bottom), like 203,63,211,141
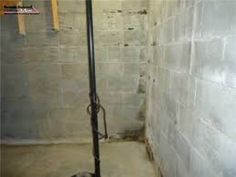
1,141,156,177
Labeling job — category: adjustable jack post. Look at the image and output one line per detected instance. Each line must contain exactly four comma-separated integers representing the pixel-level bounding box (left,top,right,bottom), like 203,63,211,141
70,0,107,177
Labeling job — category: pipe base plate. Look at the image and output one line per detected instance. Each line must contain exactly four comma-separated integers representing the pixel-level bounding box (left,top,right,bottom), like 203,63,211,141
71,172,94,177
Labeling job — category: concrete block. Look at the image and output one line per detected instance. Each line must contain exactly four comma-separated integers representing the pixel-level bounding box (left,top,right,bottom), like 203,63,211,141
123,63,142,77
165,1,177,18
1,98,38,139
191,116,236,177
167,120,177,147
25,14,49,32
158,106,169,137
149,27,158,46
153,45,163,66
75,47,88,63
24,47,59,63
1,48,25,64
121,93,145,107
169,72,196,107
62,64,88,80
124,30,147,46
74,14,87,31
176,156,190,177
26,32,59,47
123,15,147,31
95,47,108,62
36,107,91,139
59,47,87,63
28,76,60,98
121,47,140,62
62,92,89,108
96,63,123,78
195,80,236,140
60,31,86,46
174,7,194,41
107,76,138,92
190,148,218,177
162,142,178,177
0,15,19,32
224,36,236,88
164,42,191,73
194,1,204,37
54,108,90,138
122,0,148,11
94,78,107,94
210,132,236,177
218,138,236,177
1,76,29,98
174,131,191,170
107,105,144,136
59,47,77,63
191,114,217,154
161,19,175,44
192,39,224,83
137,75,146,94
163,93,178,122
157,68,171,94
1,64,29,80
61,79,89,95
112,105,142,124
26,64,61,99
29,62,61,76
140,47,148,62
153,114,162,145
98,92,123,106
106,13,123,31
1,31,26,48
93,1,122,13
159,132,168,163
178,104,194,140
107,47,121,62
223,168,236,177
60,13,86,32
93,14,108,31
95,31,123,47
36,109,69,138
58,0,85,14
200,1,236,36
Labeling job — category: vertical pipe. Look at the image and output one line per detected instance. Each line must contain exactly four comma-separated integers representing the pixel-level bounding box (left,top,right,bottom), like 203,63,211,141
85,1,101,177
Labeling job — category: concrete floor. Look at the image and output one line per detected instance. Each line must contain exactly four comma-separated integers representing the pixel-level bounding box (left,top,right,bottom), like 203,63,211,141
1,141,156,177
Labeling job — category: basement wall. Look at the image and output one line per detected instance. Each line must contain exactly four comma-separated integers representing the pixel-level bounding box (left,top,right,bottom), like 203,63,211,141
146,0,236,177
1,0,148,144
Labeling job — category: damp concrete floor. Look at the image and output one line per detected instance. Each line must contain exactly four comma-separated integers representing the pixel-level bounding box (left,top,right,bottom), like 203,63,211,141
1,141,156,177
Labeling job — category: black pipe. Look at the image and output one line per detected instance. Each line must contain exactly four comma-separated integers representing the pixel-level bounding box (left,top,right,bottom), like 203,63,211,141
85,1,101,177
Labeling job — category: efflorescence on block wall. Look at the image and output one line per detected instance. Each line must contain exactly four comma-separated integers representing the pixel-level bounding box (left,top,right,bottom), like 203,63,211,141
146,0,236,177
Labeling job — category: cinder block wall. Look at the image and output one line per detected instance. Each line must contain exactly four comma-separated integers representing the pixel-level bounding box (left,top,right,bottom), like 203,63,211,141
146,0,236,177
1,0,148,144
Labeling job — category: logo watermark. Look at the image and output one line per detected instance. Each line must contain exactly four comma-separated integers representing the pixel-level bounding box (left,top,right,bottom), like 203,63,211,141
1,5,39,15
